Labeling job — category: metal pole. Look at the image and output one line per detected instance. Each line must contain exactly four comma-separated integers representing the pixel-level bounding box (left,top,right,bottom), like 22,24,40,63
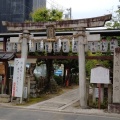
20,30,29,103
78,34,87,108
70,8,72,19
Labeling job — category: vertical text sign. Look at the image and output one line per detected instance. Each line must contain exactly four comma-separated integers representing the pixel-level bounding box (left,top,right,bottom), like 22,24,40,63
47,25,55,40
113,47,120,103
12,58,25,97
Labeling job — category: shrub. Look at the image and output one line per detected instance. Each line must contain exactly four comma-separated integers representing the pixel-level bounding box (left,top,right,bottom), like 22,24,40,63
53,75,63,86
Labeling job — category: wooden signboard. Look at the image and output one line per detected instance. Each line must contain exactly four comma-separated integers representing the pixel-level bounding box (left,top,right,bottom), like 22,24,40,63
0,64,5,75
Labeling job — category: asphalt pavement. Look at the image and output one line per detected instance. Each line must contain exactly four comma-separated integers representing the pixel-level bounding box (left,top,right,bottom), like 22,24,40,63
0,88,120,118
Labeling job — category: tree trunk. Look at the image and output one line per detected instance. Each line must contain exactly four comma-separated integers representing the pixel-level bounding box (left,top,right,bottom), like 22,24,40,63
45,59,53,90
63,64,66,86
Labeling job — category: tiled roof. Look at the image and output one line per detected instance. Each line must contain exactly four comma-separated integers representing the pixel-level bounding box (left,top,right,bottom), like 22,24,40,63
0,52,16,61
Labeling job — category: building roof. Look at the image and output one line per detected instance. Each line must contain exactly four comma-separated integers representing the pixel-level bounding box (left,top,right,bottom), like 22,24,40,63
89,29,120,36
0,29,120,37
0,52,16,61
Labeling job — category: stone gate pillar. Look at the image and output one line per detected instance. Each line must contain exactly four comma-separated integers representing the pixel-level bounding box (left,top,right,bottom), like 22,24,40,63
113,47,120,103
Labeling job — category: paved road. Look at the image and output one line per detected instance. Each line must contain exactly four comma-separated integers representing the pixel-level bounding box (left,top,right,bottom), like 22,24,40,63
1,88,120,118
0,107,120,120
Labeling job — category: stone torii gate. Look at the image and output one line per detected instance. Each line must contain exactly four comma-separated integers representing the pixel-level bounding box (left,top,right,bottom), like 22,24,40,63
2,14,112,108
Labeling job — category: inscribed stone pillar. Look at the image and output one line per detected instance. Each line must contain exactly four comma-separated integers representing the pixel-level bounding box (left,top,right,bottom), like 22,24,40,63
113,47,120,103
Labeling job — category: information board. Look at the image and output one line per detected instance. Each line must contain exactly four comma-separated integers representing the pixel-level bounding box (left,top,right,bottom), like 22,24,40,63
12,58,25,97
90,66,110,84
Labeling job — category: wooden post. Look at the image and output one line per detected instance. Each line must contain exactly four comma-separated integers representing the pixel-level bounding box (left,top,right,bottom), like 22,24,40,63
3,37,7,51
98,84,101,109
108,84,112,104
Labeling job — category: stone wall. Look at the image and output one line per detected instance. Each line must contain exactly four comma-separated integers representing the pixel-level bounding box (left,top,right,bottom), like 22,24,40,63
25,75,47,98
0,94,10,103
108,104,120,113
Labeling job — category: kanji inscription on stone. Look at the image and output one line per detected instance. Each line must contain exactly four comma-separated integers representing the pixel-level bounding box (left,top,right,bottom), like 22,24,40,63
46,25,55,40
113,47,120,103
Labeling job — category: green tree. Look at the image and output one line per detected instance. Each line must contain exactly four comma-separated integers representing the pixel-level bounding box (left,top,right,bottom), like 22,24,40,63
31,8,63,22
31,8,63,92
105,9,120,29
85,51,112,78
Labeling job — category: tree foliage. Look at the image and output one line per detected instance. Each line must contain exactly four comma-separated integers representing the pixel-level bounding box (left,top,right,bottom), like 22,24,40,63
105,9,120,29
85,51,112,77
31,8,63,22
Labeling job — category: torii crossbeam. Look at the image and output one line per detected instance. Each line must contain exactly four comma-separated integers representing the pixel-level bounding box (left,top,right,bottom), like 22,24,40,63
2,14,112,31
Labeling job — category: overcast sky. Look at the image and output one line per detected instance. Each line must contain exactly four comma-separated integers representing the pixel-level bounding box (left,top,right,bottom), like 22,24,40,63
47,0,120,19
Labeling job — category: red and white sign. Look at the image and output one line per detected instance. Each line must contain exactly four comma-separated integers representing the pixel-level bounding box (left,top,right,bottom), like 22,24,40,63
12,58,25,97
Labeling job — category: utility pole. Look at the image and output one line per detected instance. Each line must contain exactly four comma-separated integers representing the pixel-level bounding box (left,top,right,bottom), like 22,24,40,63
66,8,72,19
69,8,72,19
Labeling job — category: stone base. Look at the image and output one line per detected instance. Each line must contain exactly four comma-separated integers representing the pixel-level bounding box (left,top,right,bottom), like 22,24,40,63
108,103,120,114
0,94,10,103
